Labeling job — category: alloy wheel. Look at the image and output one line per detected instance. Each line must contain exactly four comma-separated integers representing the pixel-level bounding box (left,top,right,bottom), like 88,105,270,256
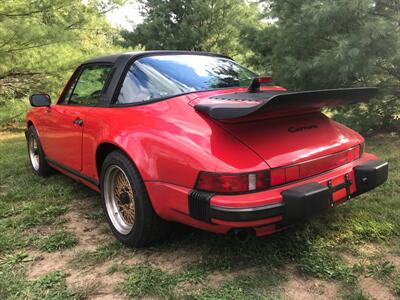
29,134,40,171
104,165,135,235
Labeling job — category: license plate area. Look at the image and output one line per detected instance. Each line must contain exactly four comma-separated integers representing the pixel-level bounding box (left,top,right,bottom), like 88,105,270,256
328,173,353,205
282,174,353,224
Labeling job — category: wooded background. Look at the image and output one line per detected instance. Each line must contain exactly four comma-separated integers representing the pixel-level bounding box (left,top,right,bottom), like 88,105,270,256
1,0,399,134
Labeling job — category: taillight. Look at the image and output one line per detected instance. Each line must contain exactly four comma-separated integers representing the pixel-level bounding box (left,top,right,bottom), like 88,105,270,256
196,171,270,193
196,145,362,193
270,145,362,187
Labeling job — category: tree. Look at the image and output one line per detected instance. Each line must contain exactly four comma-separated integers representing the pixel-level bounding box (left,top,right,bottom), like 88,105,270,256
0,0,124,103
120,0,260,60
244,0,400,133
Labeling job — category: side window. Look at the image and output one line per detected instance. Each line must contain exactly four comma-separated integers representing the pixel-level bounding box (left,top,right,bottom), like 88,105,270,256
65,65,112,106
117,61,182,104
117,64,147,104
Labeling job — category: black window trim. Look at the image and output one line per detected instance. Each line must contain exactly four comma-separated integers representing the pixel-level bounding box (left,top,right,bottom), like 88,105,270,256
109,52,239,108
57,62,114,107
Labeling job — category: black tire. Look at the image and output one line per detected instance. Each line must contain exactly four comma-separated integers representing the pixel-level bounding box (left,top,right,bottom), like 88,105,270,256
27,126,51,177
100,150,171,247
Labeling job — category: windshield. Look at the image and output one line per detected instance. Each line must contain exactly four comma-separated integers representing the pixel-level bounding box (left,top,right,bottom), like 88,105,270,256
117,54,258,104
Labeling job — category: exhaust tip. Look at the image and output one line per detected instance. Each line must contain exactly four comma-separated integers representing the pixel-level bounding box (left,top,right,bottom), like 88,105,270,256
232,228,254,243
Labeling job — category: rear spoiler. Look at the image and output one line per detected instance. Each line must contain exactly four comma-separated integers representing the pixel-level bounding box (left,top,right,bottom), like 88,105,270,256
194,87,378,120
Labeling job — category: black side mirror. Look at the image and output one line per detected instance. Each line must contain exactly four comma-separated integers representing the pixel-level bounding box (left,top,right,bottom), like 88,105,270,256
29,94,51,107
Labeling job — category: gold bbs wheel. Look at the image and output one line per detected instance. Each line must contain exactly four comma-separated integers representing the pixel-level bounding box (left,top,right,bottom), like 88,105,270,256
104,165,135,235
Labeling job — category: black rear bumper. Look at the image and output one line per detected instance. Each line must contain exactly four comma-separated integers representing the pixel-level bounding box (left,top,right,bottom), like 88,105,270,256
189,160,388,223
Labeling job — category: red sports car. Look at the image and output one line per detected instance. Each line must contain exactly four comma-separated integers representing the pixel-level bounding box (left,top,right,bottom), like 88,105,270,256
26,51,388,246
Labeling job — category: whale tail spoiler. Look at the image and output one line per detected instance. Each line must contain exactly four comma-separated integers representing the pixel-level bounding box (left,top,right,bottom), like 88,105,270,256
194,87,378,120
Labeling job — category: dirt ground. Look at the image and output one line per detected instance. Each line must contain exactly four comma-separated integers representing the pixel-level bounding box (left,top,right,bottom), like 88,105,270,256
23,197,400,300
25,198,204,299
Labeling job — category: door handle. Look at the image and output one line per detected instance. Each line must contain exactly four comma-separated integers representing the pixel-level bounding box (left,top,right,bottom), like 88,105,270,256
73,118,84,126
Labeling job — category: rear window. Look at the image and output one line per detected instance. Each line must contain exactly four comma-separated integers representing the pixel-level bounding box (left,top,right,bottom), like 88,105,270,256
117,55,257,104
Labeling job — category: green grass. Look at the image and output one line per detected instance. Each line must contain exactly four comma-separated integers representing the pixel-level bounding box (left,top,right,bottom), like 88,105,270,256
70,241,123,268
0,133,95,254
36,230,79,252
194,271,284,300
24,271,81,300
119,263,284,299
296,237,354,282
120,264,178,298
0,253,83,300
395,278,400,296
339,288,370,300
0,132,96,299
366,261,396,279
0,130,399,299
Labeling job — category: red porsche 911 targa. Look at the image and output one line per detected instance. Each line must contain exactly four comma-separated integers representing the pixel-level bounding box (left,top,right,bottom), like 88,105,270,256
26,51,388,246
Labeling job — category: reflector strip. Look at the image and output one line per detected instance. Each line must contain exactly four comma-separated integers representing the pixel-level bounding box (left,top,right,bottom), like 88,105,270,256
270,145,361,186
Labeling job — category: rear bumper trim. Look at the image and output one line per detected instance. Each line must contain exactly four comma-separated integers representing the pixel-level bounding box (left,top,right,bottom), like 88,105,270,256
210,202,285,222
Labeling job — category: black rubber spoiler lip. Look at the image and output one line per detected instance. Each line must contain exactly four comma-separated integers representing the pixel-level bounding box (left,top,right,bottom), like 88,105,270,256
194,87,378,120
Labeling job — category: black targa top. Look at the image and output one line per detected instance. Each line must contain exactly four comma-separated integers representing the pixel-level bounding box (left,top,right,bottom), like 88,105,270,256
78,51,377,114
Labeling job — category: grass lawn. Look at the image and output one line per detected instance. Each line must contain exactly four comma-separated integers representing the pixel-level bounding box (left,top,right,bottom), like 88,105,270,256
0,129,399,299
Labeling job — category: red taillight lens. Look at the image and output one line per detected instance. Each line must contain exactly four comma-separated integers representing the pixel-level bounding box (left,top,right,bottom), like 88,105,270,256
196,171,270,193
256,171,269,189
270,145,362,187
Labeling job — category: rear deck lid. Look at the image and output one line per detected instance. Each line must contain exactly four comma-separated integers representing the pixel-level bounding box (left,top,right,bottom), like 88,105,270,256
219,112,364,169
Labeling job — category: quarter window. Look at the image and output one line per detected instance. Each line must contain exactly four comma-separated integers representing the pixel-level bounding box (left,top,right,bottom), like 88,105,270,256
65,65,112,106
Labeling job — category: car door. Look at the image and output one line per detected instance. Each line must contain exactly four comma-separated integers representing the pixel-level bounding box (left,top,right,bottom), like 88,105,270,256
42,64,112,172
